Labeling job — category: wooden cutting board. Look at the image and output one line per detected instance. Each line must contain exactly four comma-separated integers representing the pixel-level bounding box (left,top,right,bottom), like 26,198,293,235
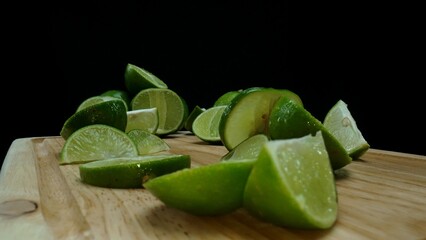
0,132,425,240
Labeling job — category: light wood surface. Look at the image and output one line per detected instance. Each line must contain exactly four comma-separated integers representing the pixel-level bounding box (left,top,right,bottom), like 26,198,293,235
0,132,425,240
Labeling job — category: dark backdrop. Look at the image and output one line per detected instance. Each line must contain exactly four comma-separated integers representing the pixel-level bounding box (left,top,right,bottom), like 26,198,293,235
2,2,424,168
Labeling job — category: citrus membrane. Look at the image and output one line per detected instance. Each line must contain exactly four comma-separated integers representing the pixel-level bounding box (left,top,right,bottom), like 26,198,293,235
323,100,370,159
184,105,206,132
59,124,138,165
130,88,187,136
243,132,338,229
219,87,303,150
125,107,159,134
268,97,351,170
79,154,190,188
124,63,168,96
60,99,128,140
192,105,227,143
127,129,171,155
143,159,256,216
221,134,269,161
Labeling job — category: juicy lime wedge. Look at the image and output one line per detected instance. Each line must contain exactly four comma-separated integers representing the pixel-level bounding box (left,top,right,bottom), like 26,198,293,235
79,154,191,188
213,90,242,106
124,63,168,96
192,105,227,143
243,132,338,229
59,124,138,165
269,97,351,170
76,95,120,112
323,100,370,159
221,134,269,161
183,105,206,132
143,159,256,216
131,88,188,136
100,89,131,110
127,129,170,155
60,99,128,140
219,87,303,150
125,107,159,134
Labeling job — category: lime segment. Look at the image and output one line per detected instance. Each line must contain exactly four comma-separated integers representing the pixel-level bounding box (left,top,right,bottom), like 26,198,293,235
192,106,227,143
76,96,119,112
183,105,206,133
60,124,138,165
125,107,159,134
127,129,170,155
124,63,168,96
243,132,338,229
221,134,269,161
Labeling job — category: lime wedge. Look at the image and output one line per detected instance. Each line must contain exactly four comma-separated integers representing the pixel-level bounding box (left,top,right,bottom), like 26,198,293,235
268,97,351,170
79,154,191,188
213,90,242,106
323,100,370,159
60,99,128,140
127,129,170,155
130,88,188,136
124,63,168,96
243,132,338,229
59,124,138,165
221,134,269,161
192,105,227,143
125,107,159,134
76,95,120,112
100,89,131,110
143,159,256,216
183,105,206,133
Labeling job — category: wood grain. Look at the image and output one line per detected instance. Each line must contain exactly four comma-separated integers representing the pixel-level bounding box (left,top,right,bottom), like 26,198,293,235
0,132,425,240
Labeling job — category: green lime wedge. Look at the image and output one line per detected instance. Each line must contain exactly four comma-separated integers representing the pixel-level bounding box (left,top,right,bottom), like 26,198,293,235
213,90,242,106
59,124,138,165
192,105,227,143
100,89,131,110
130,88,188,136
60,99,128,140
79,154,191,188
124,63,168,96
243,132,338,229
268,97,351,170
127,129,170,155
323,100,370,159
219,87,303,150
76,95,123,112
125,107,159,134
183,105,206,133
143,159,255,216
221,134,269,161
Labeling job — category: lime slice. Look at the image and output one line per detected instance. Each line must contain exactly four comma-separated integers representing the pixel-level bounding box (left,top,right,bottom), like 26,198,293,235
76,95,121,112
130,88,188,136
219,87,303,150
243,132,338,229
79,154,191,188
100,89,131,110
268,97,351,170
127,129,170,155
60,99,128,140
59,124,138,165
143,159,256,216
323,100,370,159
213,90,242,106
124,63,168,96
125,107,159,134
221,134,269,161
192,106,227,143
183,105,206,132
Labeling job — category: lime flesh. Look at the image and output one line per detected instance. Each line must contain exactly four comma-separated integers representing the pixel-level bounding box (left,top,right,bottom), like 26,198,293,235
221,134,269,161
125,107,159,134
243,132,338,229
127,129,170,155
192,105,227,143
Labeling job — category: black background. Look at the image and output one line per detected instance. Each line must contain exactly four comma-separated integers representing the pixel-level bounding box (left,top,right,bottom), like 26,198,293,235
2,2,424,168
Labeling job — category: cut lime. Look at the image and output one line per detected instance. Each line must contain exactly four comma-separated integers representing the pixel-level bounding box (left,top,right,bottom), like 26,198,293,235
213,90,242,107
125,107,159,134
127,129,170,155
79,154,191,188
100,89,131,110
221,134,269,161
323,100,370,159
268,97,351,170
60,99,128,140
192,105,227,143
130,88,188,136
243,132,338,229
183,105,206,132
219,87,303,150
143,159,255,216
76,95,121,112
59,124,138,165
124,63,168,96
